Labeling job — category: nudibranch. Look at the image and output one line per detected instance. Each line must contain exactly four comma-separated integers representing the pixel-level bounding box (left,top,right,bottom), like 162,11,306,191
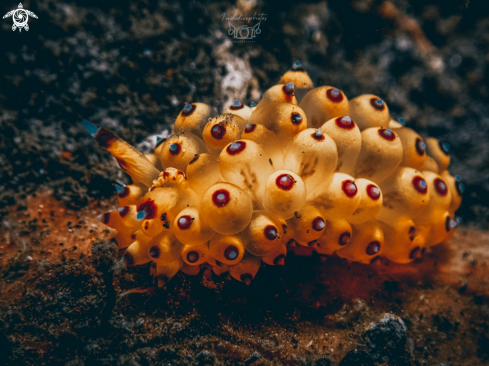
84,61,465,287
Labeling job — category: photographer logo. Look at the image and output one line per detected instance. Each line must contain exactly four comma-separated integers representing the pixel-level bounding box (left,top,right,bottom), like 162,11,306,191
228,22,261,41
3,3,38,32
222,12,267,43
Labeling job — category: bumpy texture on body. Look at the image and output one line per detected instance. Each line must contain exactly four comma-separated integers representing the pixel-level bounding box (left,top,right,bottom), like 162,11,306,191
84,62,465,287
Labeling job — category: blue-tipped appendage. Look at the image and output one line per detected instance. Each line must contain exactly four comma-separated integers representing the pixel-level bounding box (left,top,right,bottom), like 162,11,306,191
81,119,99,137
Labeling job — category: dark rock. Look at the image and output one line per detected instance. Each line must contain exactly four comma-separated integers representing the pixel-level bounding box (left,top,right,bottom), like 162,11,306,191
0,326,12,366
65,358,85,366
196,350,215,366
311,357,333,366
363,313,409,364
338,350,375,366
364,313,407,347
244,351,262,365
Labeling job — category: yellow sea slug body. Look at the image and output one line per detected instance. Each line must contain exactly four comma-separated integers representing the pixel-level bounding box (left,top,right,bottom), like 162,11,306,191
84,62,464,287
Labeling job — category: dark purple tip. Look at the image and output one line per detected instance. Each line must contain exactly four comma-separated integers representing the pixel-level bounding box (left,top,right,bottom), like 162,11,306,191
283,82,295,95
415,138,426,156
291,60,304,71
366,241,381,255
370,98,385,111
149,246,160,258
276,174,295,191
342,180,357,198
181,104,196,116
224,245,239,261
326,88,343,103
212,189,230,207
412,176,428,194
230,100,244,110
335,116,355,129
226,141,246,155
264,225,278,240
378,128,396,141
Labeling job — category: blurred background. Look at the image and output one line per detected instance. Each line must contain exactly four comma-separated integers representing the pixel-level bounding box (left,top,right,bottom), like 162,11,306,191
1,0,488,228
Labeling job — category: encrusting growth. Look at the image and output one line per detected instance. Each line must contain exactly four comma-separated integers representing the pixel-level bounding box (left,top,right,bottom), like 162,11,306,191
83,61,464,287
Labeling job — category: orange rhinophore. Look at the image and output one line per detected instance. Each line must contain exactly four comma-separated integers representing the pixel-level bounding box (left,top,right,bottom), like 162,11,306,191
82,120,160,186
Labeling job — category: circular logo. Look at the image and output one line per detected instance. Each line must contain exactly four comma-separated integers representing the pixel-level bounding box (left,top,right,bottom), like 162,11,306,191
13,9,28,28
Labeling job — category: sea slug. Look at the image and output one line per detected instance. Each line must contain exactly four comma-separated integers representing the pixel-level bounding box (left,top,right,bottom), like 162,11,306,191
83,61,464,287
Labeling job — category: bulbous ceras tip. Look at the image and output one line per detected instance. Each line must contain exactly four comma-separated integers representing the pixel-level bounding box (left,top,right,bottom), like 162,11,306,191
326,88,343,102
370,97,385,111
276,174,295,191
